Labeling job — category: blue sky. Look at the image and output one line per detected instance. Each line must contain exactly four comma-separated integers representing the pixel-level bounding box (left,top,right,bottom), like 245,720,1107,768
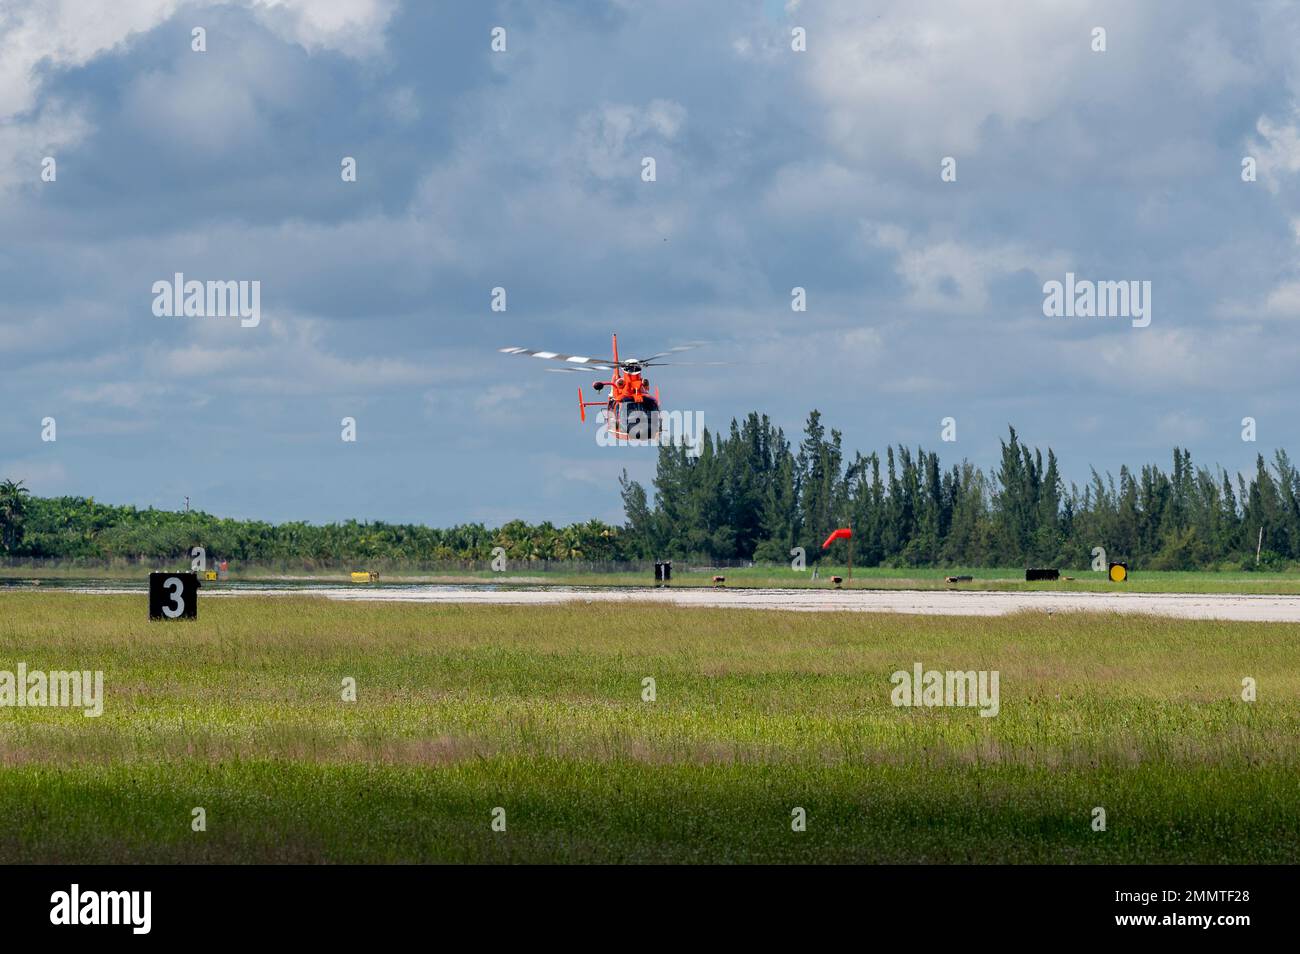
4,0,1300,525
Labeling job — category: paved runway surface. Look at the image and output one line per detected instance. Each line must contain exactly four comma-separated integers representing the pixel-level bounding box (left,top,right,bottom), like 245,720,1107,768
125,584,1300,621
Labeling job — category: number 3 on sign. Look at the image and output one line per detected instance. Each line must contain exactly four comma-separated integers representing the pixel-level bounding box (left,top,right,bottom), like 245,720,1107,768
149,571,198,620
163,577,185,618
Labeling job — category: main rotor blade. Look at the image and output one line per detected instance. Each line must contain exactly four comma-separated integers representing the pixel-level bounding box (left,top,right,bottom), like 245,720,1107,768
626,343,704,364
637,359,727,368
499,347,614,371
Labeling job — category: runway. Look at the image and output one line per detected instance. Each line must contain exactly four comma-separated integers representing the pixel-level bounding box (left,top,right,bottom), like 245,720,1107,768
71,582,1300,622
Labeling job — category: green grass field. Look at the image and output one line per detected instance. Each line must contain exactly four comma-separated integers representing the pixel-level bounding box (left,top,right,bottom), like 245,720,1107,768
0,592,1295,863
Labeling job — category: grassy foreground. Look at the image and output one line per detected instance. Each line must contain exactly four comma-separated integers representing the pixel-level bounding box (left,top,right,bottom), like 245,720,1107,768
0,592,1296,863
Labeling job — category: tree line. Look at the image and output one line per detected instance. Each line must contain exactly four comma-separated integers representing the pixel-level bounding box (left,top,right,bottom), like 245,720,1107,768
618,411,1300,570
0,480,625,567
4,411,1299,570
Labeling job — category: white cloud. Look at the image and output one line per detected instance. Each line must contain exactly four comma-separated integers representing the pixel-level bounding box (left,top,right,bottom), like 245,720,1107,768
742,326,885,385
163,314,435,396
0,100,89,189
574,100,686,180
248,0,396,58
1215,218,1300,320
760,159,883,218
865,223,1067,313
474,384,526,416
63,380,168,410
800,0,1106,162
0,0,185,120
1179,23,1253,95
1262,279,1300,317
122,61,262,154
1249,109,1300,193
0,0,395,190
1062,328,1256,394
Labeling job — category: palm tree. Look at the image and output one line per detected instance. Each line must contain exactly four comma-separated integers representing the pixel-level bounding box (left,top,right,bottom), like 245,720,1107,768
0,479,31,553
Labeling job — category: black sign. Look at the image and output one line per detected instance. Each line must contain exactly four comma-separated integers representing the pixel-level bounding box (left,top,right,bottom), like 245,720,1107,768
149,571,199,620
654,561,672,585
1025,567,1060,581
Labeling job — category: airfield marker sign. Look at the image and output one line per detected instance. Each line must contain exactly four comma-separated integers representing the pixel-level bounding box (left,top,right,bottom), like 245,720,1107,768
149,571,198,620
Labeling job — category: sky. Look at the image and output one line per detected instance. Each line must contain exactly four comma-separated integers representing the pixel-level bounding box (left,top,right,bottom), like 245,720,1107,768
3,0,1300,526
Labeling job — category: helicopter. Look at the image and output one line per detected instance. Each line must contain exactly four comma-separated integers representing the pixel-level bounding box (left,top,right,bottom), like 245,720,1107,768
499,334,703,441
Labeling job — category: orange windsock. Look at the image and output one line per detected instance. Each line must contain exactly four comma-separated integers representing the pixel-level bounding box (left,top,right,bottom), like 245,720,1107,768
822,528,852,549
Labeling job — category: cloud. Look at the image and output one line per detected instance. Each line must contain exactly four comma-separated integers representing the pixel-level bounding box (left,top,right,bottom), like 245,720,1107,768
800,0,1104,162
0,101,90,190
63,381,168,410
1215,219,1300,320
1179,23,1254,95
0,0,393,119
574,99,686,180
1249,108,1300,193
0,0,396,192
248,0,397,58
865,223,1067,314
473,384,526,415
121,57,263,155
1061,327,1265,395
0,0,184,119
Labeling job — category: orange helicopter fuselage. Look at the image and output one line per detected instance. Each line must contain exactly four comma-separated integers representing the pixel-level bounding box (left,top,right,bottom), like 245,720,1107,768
578,334,661,439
